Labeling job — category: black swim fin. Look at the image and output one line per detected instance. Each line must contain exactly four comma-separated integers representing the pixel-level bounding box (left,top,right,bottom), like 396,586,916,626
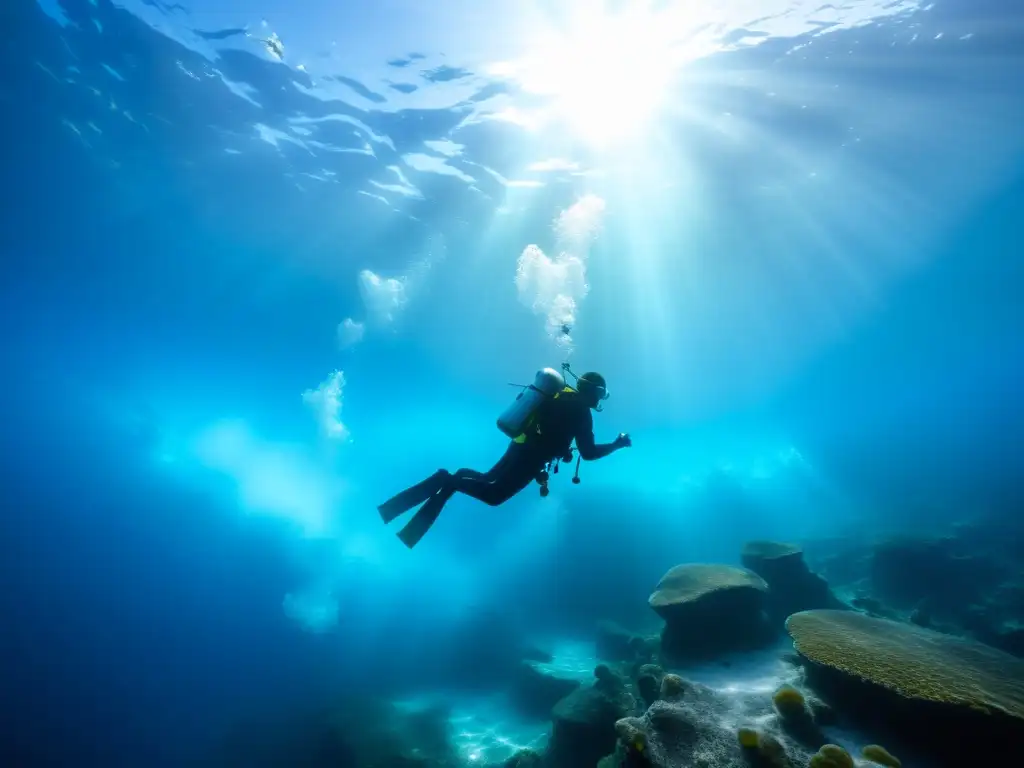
396,487,454,549
378,470,449,524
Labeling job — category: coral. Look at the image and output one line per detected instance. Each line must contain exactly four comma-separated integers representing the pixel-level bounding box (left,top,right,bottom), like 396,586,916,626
631,730,648,755
649,563,774,661
636,664,664,707
771,685,823,747
649,564,769,617
757,733,790,766
786,610,1024,760
614,717,645,744
611,680,812,768
786,610,1024,719
861,744,901,768
737,727,760,749
660,673,686,699
771,686,806,718
638,663,665,678
808,744,854,768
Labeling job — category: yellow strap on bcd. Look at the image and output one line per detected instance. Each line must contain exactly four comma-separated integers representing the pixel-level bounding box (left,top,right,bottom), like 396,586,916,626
513,386,576,442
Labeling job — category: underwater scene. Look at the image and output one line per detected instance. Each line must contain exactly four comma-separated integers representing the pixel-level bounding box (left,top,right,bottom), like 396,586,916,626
2,0,1024,765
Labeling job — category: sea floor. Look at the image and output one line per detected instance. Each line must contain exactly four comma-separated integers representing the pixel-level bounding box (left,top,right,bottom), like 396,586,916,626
395,638,929,767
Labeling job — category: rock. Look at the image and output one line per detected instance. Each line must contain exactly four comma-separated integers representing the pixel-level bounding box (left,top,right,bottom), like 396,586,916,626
502,748,542,768
596,620,639,662
849,596,899,620
635,664,664,707
968,618,1024,659
521,646,554,664
907,598,933,628
648,563,774,662
741,540,845,622
611,677,816,768
870,536,1005,619
508,660,580,719
218,696,458,768
547,670,637,768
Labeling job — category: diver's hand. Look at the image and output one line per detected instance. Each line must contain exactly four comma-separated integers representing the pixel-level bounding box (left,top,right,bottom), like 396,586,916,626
615,432,632,449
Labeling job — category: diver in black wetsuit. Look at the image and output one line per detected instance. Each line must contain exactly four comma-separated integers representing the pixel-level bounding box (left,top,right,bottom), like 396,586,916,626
377,370,631,549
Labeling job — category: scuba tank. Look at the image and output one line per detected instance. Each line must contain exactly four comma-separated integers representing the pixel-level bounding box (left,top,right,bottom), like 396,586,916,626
497,367,565,438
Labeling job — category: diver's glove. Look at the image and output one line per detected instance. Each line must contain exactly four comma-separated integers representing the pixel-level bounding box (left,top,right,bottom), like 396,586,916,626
614,433,632,449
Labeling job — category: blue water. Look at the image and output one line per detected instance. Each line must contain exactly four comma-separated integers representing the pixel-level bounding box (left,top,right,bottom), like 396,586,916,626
1,0,1022,764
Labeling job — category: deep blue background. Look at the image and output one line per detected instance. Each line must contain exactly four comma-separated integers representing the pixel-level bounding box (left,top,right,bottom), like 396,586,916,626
1,0,1022,764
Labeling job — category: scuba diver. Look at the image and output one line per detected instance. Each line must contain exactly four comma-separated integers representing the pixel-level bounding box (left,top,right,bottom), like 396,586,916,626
377,364,632,549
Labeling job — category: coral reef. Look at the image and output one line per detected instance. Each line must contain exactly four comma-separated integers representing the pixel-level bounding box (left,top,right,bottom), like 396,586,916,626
741,541,845,623
607,677,816,768
787,609,1024,759
648,563,774,661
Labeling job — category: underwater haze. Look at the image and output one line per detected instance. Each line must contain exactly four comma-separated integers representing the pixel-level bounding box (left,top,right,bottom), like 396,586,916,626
1,0,1023,765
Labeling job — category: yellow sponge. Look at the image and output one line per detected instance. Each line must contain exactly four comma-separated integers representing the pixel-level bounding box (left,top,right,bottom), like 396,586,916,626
737,727,760,749
631,731,647,754
772,685,807,717
809,744,855,768
862,744,901,768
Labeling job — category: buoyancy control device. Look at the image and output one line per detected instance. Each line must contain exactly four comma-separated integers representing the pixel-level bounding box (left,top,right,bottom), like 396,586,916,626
497,367,566,438
497,363,585,496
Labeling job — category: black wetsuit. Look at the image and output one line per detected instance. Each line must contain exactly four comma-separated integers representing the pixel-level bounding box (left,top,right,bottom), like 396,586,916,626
445,392,616,506
380,391,621,548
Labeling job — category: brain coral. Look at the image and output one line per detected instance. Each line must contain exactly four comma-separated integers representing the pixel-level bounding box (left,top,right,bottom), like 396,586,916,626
785,610,1024,722
648,564,768,618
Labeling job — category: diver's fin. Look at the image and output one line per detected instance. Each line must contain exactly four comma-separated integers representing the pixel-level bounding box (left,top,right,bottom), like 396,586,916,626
378,470,449,524
396,488,452,549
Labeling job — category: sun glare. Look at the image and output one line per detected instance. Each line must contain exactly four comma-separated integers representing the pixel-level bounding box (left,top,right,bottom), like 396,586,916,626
497,4,687,147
